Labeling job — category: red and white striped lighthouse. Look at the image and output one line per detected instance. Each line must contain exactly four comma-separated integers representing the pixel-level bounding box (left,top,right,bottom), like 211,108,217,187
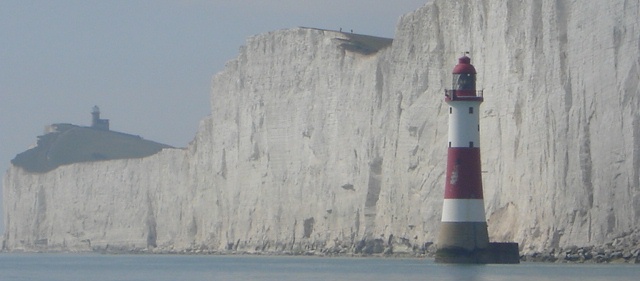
435,54,491,261
434,55,520,264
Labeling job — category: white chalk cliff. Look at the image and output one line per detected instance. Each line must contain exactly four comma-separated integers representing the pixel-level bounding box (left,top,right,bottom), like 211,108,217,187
4,0,640,255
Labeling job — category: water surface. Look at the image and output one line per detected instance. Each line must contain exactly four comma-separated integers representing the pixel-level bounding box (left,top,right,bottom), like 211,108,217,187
0,253,637,281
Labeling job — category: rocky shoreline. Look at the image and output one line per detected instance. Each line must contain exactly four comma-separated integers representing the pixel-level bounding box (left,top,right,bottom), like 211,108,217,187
4,241,639,264
107,247,640,264
521,231,640,264
521,247,640,264
4,229,639,264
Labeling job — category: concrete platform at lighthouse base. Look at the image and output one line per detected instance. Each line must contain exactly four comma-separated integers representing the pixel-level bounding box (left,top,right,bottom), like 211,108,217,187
435,242,520,264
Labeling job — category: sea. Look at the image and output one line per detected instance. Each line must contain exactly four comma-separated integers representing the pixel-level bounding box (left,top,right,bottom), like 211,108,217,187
0,253,638,281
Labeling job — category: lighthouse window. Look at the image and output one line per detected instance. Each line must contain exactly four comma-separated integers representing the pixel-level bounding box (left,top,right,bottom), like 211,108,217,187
469,107,473,114
448,142,451,147
453,73,476,90
449,107,452,114
469,141,474,147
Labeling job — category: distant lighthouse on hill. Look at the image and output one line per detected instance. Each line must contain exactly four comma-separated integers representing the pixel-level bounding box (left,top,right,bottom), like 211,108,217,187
91,105,110,131
434,55,520,264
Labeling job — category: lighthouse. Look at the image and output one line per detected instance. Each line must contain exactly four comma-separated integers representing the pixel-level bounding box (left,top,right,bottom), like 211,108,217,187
91,105,110,131
435,55,519,264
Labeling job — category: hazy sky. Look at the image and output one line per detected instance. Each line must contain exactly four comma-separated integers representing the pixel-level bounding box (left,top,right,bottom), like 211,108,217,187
0,0,428,231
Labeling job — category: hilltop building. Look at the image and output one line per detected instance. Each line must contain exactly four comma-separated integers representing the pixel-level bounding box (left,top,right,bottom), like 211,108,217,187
91,106,110,131
11,106,171,173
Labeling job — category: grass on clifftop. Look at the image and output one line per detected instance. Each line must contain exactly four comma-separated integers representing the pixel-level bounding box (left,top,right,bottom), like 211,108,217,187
11,125,172,173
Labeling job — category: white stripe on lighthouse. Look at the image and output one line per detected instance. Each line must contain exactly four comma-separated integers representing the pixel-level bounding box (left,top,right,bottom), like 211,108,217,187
447,100,481,148
441,199,487,222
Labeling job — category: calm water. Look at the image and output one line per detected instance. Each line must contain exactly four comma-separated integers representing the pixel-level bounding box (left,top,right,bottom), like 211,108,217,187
0,253,638,281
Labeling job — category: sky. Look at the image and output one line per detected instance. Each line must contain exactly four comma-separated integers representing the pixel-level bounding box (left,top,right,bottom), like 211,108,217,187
0,0,428,233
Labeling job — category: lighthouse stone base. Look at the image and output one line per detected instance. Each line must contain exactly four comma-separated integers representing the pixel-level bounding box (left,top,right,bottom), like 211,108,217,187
435,242,520,264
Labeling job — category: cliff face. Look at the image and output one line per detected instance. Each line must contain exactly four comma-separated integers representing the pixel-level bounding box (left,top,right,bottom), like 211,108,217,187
4,0,640,255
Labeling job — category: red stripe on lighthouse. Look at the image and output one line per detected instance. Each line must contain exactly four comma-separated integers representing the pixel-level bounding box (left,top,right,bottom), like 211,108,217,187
444,147,483,199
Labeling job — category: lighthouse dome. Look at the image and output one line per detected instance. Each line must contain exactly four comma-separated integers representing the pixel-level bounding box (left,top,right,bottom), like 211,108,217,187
452,55,477,74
